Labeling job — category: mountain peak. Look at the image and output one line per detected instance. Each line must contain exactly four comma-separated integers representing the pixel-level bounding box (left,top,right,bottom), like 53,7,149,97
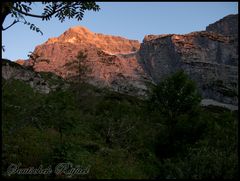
44,26,140,54
206,14,238,36
67,25,93,35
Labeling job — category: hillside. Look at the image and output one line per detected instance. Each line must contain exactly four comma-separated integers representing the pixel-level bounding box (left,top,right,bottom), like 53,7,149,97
2,65,238,179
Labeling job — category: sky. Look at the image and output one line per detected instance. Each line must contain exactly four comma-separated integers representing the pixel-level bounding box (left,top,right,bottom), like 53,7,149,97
2,2,238,61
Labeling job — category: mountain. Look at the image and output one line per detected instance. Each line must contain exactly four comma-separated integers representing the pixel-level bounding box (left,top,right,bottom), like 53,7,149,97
2,59,67,94
19,26,150,96
206,14,238,37
139,31,238,106
44,26,140,54
14,14,238,107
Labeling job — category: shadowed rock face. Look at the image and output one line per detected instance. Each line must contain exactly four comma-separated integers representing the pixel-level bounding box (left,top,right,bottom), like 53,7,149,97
16,14,238,105
206,14,238,36
2,59,67,94
139,14,238,105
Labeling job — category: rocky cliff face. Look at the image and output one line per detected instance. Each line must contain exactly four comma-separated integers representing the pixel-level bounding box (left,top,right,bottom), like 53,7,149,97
15,14,238,105
21,26,149,96
206,14,238,36
2,59,68,94
44,26,140,54
139,14,238,105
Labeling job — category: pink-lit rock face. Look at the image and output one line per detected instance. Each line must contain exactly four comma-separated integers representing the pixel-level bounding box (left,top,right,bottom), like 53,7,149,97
15,59,26,66
45,26,140,54
25,26,149,96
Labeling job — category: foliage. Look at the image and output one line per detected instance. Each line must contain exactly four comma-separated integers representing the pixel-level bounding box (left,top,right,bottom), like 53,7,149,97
149,70,202,155
2,73,238,179
38,71,65,87
150,70,201,118
63,50,93,105
156,108,238,179
64,50,91,83
1,2,100,33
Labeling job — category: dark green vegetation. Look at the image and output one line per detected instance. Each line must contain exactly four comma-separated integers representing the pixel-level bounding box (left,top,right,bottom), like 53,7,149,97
2,71,238,179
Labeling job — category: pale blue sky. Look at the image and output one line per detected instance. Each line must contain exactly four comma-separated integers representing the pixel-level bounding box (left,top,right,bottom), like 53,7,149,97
2,2,238,60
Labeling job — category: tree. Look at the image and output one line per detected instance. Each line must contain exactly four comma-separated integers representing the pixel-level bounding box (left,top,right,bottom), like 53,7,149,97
63,50,92,103
95,99,136,149
64,50,91,84
41,90,76,143
26,51,50,70
1,2,100,33
149,70,201,144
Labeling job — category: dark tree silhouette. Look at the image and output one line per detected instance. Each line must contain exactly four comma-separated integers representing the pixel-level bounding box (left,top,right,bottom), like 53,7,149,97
1,2,100,33
27,51,50,70
64,50,91,83
63,50,92,103
150,70,201,143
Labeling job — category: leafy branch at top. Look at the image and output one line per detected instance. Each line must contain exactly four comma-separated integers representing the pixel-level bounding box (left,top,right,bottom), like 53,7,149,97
1,2,100,34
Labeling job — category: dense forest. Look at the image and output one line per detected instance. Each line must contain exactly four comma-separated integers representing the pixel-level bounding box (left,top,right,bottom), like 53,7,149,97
2,70,238,179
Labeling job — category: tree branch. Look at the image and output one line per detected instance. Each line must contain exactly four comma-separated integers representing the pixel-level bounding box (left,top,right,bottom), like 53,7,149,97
12,6,54,18
2,19,19,30
11,3,76,19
